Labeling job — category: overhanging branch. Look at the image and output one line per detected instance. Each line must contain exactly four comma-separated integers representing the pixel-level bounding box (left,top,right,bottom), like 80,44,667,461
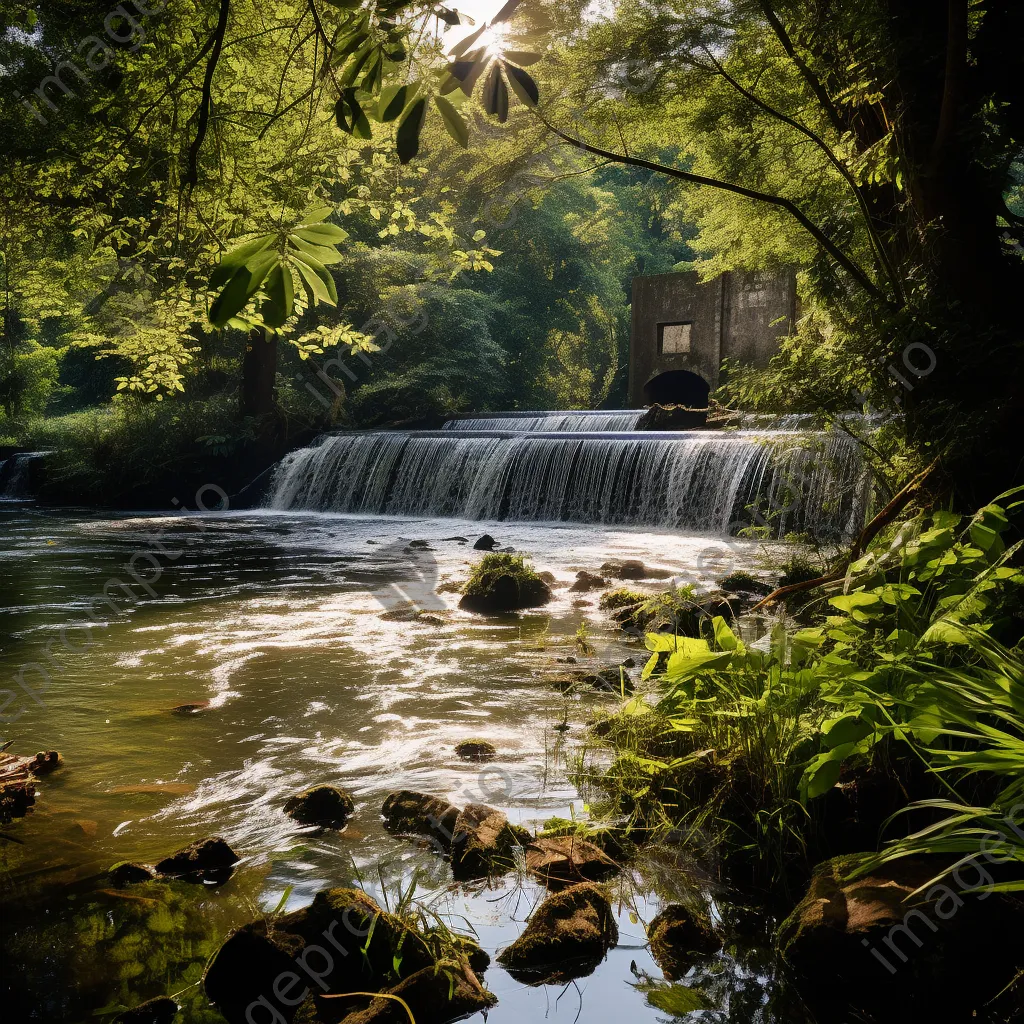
185,0,231,190
538,115,887,304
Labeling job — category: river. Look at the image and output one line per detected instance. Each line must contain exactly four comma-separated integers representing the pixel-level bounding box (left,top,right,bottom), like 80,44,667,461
0,506,809,1023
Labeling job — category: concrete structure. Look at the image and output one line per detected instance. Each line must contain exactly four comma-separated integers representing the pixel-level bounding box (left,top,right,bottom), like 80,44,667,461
628,269,797,407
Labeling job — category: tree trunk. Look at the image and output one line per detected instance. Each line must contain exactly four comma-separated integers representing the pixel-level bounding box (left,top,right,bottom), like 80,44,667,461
240,329,277,417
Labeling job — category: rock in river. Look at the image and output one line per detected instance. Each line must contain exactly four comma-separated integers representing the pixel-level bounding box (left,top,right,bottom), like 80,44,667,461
109,861,158,887
497,882,618,984
450,803,531,880
154,836,239,884
381,790,460,852
454,739,496,762
647,904,722,979
472,534,498,550
284,786,355,828
525,836,618,884
205,887,441,1024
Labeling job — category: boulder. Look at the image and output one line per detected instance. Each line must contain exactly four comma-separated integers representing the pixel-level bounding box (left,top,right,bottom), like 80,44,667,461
647,904,721,979
301,960,495,1024
205,887,435,1024
525,836,618,884
284,786,355,828
570,570,608,593
538,570,557,585
600,559,672,581
459,553,551,614
109,861,157,887
777,856,1022,1019
381,790,460,852
497,882,618,984
473,534,499,550
154,836,239,884
451,803,531,879
113,996,179,1024
718,571,772,599
454,740,496,762
407,539,432,549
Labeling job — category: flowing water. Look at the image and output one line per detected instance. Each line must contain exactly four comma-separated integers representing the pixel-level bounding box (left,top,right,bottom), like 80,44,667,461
0,411,847,1023
443,411,646,431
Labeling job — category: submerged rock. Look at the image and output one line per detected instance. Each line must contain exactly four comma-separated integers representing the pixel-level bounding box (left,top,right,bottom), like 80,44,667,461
109,861,158,887
497,882,618,984
113,996,179,1024
570,570,608,592
206,887,435,1024
155,836,239,884
284,786,355,828
451,803,531,879
525,836,618,884
381,790,460,851
112,996,179,1024
329,961,496,1024
648,904,721,979
472,534,498,550
454,740,496,762
169,701,211,714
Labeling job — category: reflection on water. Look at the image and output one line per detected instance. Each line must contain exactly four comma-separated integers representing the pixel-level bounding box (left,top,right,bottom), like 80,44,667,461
0,509,804,1023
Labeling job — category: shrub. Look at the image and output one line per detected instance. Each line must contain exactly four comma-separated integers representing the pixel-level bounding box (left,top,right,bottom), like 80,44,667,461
459,553,551,613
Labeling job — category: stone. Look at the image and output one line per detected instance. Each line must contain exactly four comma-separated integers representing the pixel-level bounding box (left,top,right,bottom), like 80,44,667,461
205,887,436,1024
169,701,210,714
647,904,721,979
154,836,239,884
27,750,62,774
0,779,35,821
525,836,618,884
497,882,618,984
718,570,772,598
109,861,157,887
777,856,1021,1019
600,559,673,581
451,803,531,880
570,570,608,592
381,790,460,852
441,536,469,543
472,534,498,550
451,934,491,974
113,996,179,1024
315,961,495,1024
407,539,432,549
458,572,551,614
454,740,496,762
284,786,355,828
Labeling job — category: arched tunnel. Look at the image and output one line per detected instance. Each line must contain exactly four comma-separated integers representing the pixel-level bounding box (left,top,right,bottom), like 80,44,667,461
642,369,711,408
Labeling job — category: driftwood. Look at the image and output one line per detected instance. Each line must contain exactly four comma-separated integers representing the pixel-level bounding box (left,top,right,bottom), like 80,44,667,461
748,458,940,613
0,748,62,824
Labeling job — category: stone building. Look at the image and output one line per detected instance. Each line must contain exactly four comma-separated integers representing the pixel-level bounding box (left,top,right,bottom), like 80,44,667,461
628,269,797,407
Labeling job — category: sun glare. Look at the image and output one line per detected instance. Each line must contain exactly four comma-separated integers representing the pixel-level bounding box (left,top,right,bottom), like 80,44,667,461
477,22,510,57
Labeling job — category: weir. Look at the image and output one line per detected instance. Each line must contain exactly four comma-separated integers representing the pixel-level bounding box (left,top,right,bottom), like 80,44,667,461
265,415,869,540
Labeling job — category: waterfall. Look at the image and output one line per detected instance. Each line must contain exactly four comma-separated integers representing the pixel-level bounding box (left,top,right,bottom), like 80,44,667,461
265,427,868,540
0,452,47,501
443,411,645,432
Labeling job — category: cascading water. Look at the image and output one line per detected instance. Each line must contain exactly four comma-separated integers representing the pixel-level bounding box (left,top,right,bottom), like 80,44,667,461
444,410,645,432
0,451,47,501
265,418,869,540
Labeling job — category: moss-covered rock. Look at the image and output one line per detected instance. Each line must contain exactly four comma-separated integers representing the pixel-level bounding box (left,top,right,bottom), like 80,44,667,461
454,740,496,762
525,836,618,884
284,786,355,828
154,836,238,884
497,882,618,984
647,904,721,979
458,553,551,614
718,571,772,598
599,559,672,580
450,803,531,880
205,887,436,1024
570,570,608,592
381,790,460,852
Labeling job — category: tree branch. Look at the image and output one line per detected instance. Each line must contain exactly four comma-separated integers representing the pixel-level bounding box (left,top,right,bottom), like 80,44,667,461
701,48,904,305
756,0,844,136
931,0,968,163
537,113,888,304
185,0,231,190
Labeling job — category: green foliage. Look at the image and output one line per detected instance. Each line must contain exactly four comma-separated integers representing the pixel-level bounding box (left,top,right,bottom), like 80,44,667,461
0,340,63,418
